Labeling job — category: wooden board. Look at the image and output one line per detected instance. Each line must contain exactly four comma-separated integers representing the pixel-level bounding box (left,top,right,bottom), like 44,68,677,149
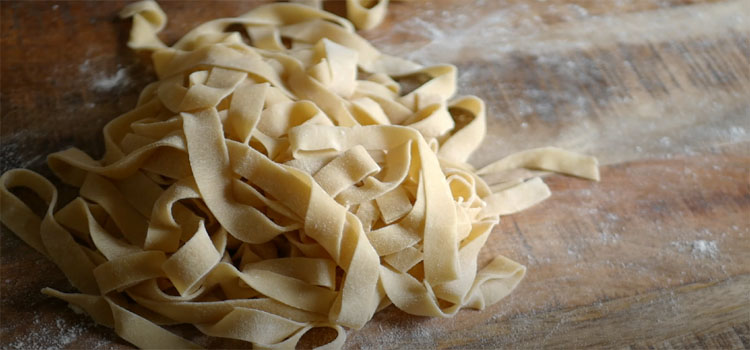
1,1,749,349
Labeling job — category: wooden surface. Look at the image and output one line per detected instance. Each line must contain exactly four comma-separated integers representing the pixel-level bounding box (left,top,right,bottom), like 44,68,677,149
1,1,749,349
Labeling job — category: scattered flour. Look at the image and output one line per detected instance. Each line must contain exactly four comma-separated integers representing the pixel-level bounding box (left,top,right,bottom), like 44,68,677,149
1,131,47,169
726,126,746,142
352,317,436,350
5,313,89,350
78,59,91,73
3,2,745,349
567,247,582,259
598,231,620,244
367,1,750,168
78,58,132,91
690,240,719,259
659,136,672,147
92,68,129,91
670,239,720,260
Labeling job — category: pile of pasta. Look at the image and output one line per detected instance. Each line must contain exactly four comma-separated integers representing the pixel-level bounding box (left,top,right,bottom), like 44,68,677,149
0,1,598,349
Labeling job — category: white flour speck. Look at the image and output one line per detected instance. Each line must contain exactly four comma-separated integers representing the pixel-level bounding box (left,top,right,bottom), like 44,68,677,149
78,59,91,73
659,136,672,146
599,231,620,244
691,240,719,259
605,213,619,221
92,68,129,91
728,126,746,139
670,239,720,260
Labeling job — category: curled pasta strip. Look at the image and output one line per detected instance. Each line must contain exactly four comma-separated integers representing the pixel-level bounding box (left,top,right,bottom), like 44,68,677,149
0,1,599,349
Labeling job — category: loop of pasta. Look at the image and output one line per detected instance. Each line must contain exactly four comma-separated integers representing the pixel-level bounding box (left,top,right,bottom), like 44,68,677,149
0,1,598,349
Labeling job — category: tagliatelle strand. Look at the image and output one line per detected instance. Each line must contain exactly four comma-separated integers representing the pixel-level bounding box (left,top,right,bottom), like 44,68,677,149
0,1,599,349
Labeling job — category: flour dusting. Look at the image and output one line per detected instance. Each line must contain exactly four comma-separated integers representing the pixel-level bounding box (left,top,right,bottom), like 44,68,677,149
78,59,91,73
92,68,129,91
598,231,620,244
670,239,720,260
5,312,89,349
1,131,47,170
690,240,719,259
366,1,750,168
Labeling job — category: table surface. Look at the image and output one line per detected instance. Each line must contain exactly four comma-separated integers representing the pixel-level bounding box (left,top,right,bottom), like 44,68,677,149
1,1,749,349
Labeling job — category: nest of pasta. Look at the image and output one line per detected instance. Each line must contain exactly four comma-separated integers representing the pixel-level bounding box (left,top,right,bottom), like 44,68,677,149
0,1,598,349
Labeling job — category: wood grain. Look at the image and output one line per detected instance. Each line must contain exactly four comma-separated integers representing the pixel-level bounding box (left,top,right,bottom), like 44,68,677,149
1,0,749,349
425,274,750,349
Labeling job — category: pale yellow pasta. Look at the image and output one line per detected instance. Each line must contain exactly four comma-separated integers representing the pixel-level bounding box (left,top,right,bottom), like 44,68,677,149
0,1,599,349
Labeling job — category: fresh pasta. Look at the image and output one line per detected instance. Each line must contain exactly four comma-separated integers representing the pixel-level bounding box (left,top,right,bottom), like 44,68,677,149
0,1,599,349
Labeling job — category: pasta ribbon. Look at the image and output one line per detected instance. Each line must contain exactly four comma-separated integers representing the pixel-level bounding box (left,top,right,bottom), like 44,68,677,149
0,1,599,348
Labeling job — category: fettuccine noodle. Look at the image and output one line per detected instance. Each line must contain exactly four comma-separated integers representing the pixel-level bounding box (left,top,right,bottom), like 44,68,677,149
0,1,599,349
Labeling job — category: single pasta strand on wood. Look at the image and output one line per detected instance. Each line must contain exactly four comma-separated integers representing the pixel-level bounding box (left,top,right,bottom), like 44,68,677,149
0,1,599,349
